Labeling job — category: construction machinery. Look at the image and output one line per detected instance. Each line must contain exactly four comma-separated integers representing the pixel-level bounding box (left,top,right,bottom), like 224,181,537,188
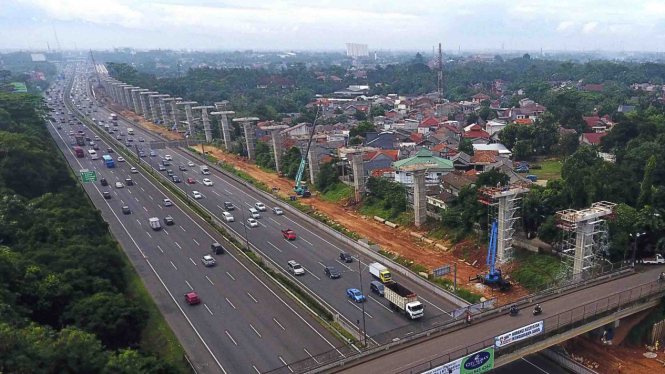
293,106,321,198
470,220,512,291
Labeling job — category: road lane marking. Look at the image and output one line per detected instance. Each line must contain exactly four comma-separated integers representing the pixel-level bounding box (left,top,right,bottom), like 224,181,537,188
175,242,181,249
419,295,448,315
301,237,313,246
279,357,293,373
212,190,220,196
253,366,260,374
180,225,186,232
206,276,214,285
136,219,141,225
185,280,193,290
224,189,232,195
204,304,213,315
134,197,139,202
225,331,238,346
285,240,298,249
141,187,145,192
163,228,169,235
226,271,235,281
521,358,550,373
157,245,163,253
368,295,393,312
347,300,374,318
146,231,152,238
170,261,177,270
143,206,147,211
149,195,153,200
267,241,283,253
318,261,326,268
127,190,132,194
273,318,285,331
250,324,262,338
193,238,200,246
189,258,196,266
303,349,320,364
258,220,267,227
225,298,236,309
304,268,320,280
269,217,281,225
158,205,162,209
247,292,258,303
335,259,354,272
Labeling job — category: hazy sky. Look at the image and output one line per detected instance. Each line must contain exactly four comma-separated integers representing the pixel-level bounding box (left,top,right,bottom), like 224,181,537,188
3,0,665,52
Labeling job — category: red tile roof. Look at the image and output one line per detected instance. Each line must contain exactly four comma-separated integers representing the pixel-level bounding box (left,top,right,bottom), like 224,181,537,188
463,129,490,139
585,84,604,92
581,132,606,145
583,116,602,130
470,150,498,164
443,124,462,134
409,133,424,143
418,116,440,128
281,138,297,149
371,168,395,177
362,151,379,161
379,149,399,161
513,118,533,125
321,155,333,163
258,135,271,143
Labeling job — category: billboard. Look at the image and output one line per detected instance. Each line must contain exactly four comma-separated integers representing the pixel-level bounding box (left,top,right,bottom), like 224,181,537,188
494,321,543,349
422,347,494,374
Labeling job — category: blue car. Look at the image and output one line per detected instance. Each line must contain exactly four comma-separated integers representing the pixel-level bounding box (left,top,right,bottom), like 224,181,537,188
150,151,156,157
347,288,365,303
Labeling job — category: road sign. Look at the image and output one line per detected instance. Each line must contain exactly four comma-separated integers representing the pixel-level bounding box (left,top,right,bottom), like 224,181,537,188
80,169,97,183
433,265,451,278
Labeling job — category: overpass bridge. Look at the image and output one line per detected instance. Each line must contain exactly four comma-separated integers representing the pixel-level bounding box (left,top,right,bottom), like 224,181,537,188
267,267,664,374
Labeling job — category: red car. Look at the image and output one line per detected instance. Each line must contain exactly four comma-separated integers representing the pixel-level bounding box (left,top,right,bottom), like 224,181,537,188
187,177,196,184
282,229,296,240
184,292,200,305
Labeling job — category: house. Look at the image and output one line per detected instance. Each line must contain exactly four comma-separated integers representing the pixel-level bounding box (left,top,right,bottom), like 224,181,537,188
518,98,535,107
256,77,295,89
617,105,635,113
366,131,395,150
463,124,490,142
417,116,441,134
470,150,500,172
485,119,508,136
331,76,343,82
582,116,613,133
427,192,455,210
281,123,309,137
460,101,480,112
431,143,458,158
580,132,606,146
371,168,395,178
472,93,491,103
440,172,478,196
512,118,533,126
450,152,472,171
584,84,604,92
334,85,369,97
472,143,512,157
393,149,454,185
364,149,399,175
435,102,458,117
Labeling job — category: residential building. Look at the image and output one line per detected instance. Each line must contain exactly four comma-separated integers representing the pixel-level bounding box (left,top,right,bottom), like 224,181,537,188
485,119,508,136
580,132,606,146
440,171,478,196
393,149,454,186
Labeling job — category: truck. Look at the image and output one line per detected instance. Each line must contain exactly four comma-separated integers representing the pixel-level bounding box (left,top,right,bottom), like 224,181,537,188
369,262,392,283
75,135,85,146
641,254,665,265
200,165,210,175
110,113,117,121
127,128,134,135
384,282,425,320
148,217,161,231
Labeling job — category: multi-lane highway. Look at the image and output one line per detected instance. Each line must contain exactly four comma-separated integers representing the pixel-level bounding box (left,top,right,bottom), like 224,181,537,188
47,64,344,374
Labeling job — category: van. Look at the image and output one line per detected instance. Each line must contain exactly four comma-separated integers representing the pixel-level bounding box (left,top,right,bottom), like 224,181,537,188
249,208,260,219
127,128,134,135
148,217,161,231
211,242,224,255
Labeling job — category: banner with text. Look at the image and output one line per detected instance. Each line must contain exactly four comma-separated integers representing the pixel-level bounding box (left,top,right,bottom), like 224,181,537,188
421,347,494,374
494,321,543,349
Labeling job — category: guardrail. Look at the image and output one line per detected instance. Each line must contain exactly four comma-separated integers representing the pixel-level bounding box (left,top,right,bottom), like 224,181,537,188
540,347,600,374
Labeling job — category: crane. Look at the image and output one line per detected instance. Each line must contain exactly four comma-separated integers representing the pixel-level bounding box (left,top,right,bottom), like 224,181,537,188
89,50,102,88
293,105,321,198
470,220,512,291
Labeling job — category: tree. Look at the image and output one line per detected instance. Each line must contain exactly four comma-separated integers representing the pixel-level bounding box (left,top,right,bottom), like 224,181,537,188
466,112,479,125
459,138,474,155
523,53,531,60
370,105,385,118
315,161,338,192
638,155,657,208
349,121,375,138
512,140,533,160
476,169,509,187
349,136,362,145
333,107,343,115
353,109,368,121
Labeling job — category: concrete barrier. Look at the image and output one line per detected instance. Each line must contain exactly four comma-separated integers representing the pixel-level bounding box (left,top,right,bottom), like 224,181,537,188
435,243,449,251
422,238,434,244
384,221,398,228
410,232,424,240
373,216,385,223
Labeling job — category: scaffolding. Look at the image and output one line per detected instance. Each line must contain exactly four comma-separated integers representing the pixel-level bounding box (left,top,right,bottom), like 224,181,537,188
478,183,530,264
556,201,616,282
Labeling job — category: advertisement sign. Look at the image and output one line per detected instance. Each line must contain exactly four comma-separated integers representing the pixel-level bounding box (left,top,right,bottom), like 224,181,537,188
494,321,543,349
421,347,494,374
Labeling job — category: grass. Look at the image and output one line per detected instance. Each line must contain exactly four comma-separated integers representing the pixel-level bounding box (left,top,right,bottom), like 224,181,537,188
530,160,563,180
321,183,354,203
510,250,563,291
359,197,413,226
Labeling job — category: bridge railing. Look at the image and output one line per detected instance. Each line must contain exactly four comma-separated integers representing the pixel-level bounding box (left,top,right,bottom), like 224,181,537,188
394,278,665,374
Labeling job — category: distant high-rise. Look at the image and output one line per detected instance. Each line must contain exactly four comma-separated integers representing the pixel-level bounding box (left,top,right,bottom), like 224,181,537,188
346,43,369,57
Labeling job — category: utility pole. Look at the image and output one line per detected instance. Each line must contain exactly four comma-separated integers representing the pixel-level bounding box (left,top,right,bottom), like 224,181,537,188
356,256,368,347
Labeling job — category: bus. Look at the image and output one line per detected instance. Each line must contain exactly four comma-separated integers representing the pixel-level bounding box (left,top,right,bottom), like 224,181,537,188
73,146,84,158
87,149,99,160
102,155,115,168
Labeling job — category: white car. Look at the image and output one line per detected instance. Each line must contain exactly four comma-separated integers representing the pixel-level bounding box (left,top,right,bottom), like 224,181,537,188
115,182,123,188
117,157,125,162
255,202,266,212
94,136,100,141
187,161,195,167
247,218,259,227
165,155,173,161
192,191,202,199
201,254,216,267
222,212,235,222
163,198,173,206
273,207,283,215
130,167,138,174
202,178,213,186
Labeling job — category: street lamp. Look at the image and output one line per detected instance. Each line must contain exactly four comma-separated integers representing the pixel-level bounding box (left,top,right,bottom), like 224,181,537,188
355,255,368,347
630,231,647,267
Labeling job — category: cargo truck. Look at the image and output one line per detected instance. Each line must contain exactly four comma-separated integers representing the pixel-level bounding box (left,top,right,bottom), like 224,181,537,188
127,128,134,135
641,254,665,265
200,165,210,175
75,135,85,146
384,282,425,319
369,262,392,283
110,113,117,121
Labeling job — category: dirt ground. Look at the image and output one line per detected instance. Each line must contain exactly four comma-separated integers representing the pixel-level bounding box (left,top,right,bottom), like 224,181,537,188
116,108,184,141
563,335,665,374
192,144,530,304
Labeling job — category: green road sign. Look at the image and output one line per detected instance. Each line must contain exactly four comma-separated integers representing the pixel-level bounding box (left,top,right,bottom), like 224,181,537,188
80,170,97,183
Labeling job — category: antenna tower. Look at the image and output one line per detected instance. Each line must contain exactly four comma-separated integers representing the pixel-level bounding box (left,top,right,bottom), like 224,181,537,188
438,43,443,104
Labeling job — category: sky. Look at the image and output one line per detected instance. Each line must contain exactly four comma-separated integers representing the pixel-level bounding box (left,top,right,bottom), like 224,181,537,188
2,0,665,52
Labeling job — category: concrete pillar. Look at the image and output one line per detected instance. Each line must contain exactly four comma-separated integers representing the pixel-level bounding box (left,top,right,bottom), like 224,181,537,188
574,221,594,282
351,153,365,202
131,89,141,113
123,86,133,108
272,130,283,172
149,95,159,123
140,92,151,119
233,117,259,160
220,112,233,149
308,148,319,185
201,109,212,142
159,98,170,129
413,170,427,227
171,100,180,128
184,104,194,135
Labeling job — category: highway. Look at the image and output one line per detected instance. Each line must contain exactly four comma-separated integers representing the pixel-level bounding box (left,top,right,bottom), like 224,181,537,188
48,64,343,374
81,65,461,342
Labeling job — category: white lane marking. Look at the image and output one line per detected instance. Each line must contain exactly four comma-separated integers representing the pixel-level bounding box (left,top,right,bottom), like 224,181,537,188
301,237,313,246
247,292,258,303
253,366,260,374
224,189,232,195
347,300,374,318
189,258,196,266
521,357,550,374
266,241,283,252
279,357,293,373
217,205,225,211
285,240,298,249
244,202,253,208
303,349,320,364
121,200,125,204
157,245,163,253
149,195,153,200
273,318,286,331
303,268,320,280
141,187,145,192
170,261,177,270
206,276,214,285
114,191,118,195
180,225,186,232
146,231,152,238
368,295,393,313
250,324,262,338
335,259,354,272
158,205,162,209
175,242,181,249
134,197,139,202
317,261,326,268
193,238,200,246
226,271,235,281
225,298,236,309
419,295,448,315
204,304,213,315
269,217,281,225
136,219,141,225
185,280,193,290
163,228,169,235
128,190,132,194
225,331,238,346
143,206,147,212
212,190,220,196
258,220,267,227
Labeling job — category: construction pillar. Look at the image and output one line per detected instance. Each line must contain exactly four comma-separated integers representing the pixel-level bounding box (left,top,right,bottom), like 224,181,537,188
351,153,365,201
574,222,594,282
184,104,194,135
123,86,133,109
131,89,142,114
272,130,283,172
159,98,171,129
308,148,319,185
413,170,427,227
171,100,181,128
139,92,154,120
220,112,233,149
149,95,159,123
233,117,259,160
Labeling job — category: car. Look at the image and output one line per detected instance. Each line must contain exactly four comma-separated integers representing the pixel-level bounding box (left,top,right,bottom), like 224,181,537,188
115,182,123,188
125,141,131,147
103,191,111,199
167,169,174,176
192,191,202,199
171,175,181,183
224,202,234,210
127,137,133,142
94,136,100,141
282,229,296,240
88,141,95,147
222,212,234,222
70,139,76,145
163,216,174,225
325,266,341,279
202,178,213,186
201,254,216,267
184,292,200,305
130,167,138,174
117,157,125,162
119,131,124,136
370,281,385,297
211,242,224,255
162,160,170,166
100,178,108,186
178,165,187,171
150,151,156,157
247,218,259,227
163,198,173,206
107,148,114,153
340,253,353,263
92,144,100,150
139,151,146,157
69,131,75,136
138,137,145,142
347,288,366,303
122,206,131,214
288,260,305,275
85,136,91,141
125,178,134,186
165,155,173,161
272,207,283,215
158,165,166,171
56,125,62,130
116,135,122,140
255,202,266,211
187,177,196,184
187,161,195,167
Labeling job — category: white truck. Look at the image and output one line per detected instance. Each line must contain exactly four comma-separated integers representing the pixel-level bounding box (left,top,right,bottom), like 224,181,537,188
148,217,161,231
369,262,392,283
110,113,117,121
127,128,134,135
200,165,210,175
384,282,424,320
641,254,665,265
